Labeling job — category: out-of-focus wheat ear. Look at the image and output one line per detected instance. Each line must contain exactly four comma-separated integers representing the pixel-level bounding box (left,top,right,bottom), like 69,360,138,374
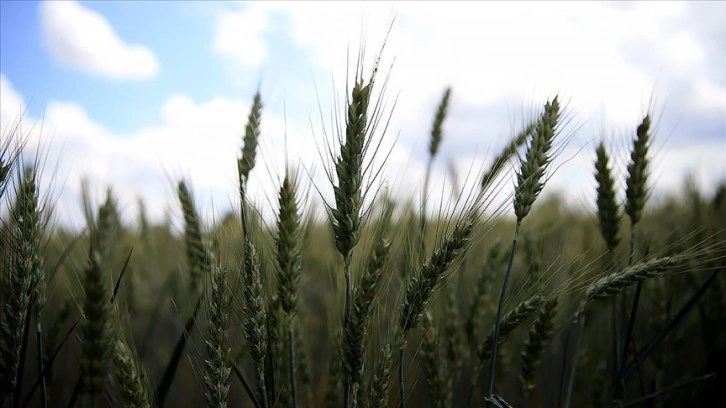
265,292,283,406
465,241,502,346
324,331,343,408
421,86,453,259
591,359,608,408
344,236,392,407
238,91,263,198
137,197,151,251
595,142,621,253
442,283,465,372
476,296,545,383
574,255,686,321
624,115,651,228
178,180,213,294
97,188,121,261
369,343,393,408
519,297,558,396
482,120,533,192
522,233,541,286
480,121,535,193
240,236,269,408
204,265,232,408
513,96,561,224
399,213,475,334
422,312,452,408
112,337,152,408
429,87,451,158
80,243,114,401
293,319,314,408
0,125,25,201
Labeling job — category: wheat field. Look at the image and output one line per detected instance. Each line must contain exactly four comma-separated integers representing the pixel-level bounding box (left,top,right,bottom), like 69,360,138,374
1,39,725,408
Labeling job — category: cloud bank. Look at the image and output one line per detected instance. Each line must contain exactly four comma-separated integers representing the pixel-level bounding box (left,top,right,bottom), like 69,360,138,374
2,1,724,232
39,0,159,80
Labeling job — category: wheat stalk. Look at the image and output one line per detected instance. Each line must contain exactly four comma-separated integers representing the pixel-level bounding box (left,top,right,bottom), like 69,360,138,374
488,96,561,399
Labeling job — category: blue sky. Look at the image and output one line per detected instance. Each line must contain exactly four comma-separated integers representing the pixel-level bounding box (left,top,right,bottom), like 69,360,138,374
1,1,725,230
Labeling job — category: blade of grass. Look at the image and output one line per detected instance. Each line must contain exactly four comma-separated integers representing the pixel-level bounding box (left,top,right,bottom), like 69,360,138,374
231,361,262,408
21,318,80,408
155,295,203,407
112,248,133,303
620,269,720,382
622,373,716,407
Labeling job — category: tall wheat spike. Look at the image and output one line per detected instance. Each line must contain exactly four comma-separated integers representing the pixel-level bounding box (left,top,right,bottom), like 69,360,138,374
1,164,44,407
275,172,303,407
80,200,117,404
488,97,561,398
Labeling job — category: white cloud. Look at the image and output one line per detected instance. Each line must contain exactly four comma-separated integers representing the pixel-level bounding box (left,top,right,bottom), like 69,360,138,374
241,1,724,147
1,73,334,231
213,5,271,68
230,1,725,209
4,1,726,230
0,74,26,132
39,0,159,80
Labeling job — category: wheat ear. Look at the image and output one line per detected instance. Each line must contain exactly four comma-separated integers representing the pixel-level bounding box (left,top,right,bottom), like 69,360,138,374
112,337,152,408
1,165,44,407
422,312,452,408
595,142,621,252
240,233,269,408
80,205,116,403
238,91,263,197
519,297,559,396
204,264,232,408
178,180,213,293
275,172,303,408
369,343,393,408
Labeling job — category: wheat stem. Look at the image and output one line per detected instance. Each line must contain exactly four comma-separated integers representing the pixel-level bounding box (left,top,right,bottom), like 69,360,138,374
486,226,520,397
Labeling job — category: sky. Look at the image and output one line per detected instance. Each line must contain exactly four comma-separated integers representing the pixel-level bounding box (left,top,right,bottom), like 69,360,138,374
1,1,724,232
